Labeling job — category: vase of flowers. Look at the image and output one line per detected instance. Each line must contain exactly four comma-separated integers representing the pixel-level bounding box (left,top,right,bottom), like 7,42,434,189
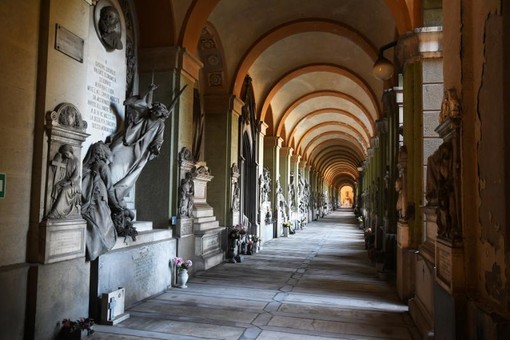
59,318,94,339
174,257,192,288
282,221,292,237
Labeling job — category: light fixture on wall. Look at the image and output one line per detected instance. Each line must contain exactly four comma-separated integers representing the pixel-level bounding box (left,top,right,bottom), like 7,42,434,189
372,41,397,81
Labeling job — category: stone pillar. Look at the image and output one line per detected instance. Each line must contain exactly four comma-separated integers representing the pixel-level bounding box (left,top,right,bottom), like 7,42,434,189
203,94,243,227
263,136,282,237
136,46,202,228
289,154,300,226
279,147,293,222
192,163,224,271
257,122,268,242
230,163,241,227
397,25,444,339
396,145,415,302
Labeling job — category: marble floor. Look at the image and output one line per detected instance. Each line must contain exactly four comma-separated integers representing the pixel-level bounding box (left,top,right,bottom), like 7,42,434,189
92,210,419,339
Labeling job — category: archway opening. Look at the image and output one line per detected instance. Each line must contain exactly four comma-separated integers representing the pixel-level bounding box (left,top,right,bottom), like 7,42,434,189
340,185,354,208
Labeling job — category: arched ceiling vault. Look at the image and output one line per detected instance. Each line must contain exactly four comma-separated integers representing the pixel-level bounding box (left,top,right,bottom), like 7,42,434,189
333,176,357,191
305,137,365,163
171,0,416,187
310,140,363,166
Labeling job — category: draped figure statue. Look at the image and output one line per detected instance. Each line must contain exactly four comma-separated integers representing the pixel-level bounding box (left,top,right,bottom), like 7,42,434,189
82,141,117,261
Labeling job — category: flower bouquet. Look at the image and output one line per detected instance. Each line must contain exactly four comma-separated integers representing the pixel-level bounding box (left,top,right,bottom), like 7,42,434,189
282,221,294,236
59,318,94,339
228,224,246,239
174,257,192,272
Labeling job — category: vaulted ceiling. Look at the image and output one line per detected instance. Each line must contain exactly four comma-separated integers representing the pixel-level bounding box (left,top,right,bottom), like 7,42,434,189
135,0,414,190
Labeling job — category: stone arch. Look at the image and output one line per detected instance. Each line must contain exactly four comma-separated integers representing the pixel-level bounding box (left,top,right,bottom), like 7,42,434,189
231,19,379,97
260,64,381,124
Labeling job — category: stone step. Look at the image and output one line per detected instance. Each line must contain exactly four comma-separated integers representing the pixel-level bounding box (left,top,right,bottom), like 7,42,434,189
194,216,216,224
193,208,214,218
193,220,220,232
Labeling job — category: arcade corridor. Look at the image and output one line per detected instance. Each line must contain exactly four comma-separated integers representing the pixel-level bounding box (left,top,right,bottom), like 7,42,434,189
92,210,418,339
2,2,510,338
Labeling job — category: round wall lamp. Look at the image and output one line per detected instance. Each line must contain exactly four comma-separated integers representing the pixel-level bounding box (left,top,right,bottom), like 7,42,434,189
372,41,397,81
372,56,394,80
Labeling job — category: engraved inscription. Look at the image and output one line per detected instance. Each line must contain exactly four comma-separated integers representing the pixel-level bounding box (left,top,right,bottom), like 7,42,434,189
49,229,83,256
87,59,121,134
437,247,452,284
203,234,220,254
178,219,193,236
133,247,154,292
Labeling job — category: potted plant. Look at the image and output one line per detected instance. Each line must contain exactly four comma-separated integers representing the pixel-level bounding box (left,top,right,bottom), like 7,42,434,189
59,318,94,339
174,257,192,288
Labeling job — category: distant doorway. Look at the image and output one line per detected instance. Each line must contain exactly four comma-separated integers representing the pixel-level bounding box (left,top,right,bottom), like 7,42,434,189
340,186,354,208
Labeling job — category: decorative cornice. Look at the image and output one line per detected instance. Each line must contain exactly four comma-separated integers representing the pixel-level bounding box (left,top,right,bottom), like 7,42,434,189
264,136,283,148
396,26,443,68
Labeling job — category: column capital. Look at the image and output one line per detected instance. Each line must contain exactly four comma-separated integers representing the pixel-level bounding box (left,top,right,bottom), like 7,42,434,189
291,154,301,163
264,135,282,148
138,46,203,82
396,26,443,67
280,147,293,157
259,121,269,136
203,94,242,115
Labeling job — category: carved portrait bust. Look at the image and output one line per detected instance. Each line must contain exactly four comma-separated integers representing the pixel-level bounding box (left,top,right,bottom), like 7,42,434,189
96,4,123,50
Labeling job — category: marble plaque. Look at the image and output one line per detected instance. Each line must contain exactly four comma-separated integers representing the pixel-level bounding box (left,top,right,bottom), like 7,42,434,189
436,245,452,290
86,59,122,137
202,234,220,255
177,218,193,237
85,0,126,147
41,219,86,263
435,239,465,294
55,24,84,63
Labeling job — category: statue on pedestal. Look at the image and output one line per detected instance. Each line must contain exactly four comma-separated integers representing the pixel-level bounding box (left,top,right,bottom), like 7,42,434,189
178,171,195,218
426,142,457,240
82,83,185,259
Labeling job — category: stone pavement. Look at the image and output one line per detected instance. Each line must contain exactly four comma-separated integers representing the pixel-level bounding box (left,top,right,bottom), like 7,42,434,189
92,209,418,339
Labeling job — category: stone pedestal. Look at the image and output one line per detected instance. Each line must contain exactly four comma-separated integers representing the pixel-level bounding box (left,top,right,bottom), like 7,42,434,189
262,222,274,245
435,238,465,294
39,218,87,264
176,218,193,238
33,103,89,264
409,206,437,339
433,237,466,338
192,163,224,270
90,227,175,320
396,220,415,301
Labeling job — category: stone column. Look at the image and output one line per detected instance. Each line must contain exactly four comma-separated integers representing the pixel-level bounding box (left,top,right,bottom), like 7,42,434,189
396,26,444,338
203,94,243,227
289,154,300,225
263,136,282,237
396,145,415,301
136,46,202,228
279,147,293,222
257,122,268,241
192,162,224,271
